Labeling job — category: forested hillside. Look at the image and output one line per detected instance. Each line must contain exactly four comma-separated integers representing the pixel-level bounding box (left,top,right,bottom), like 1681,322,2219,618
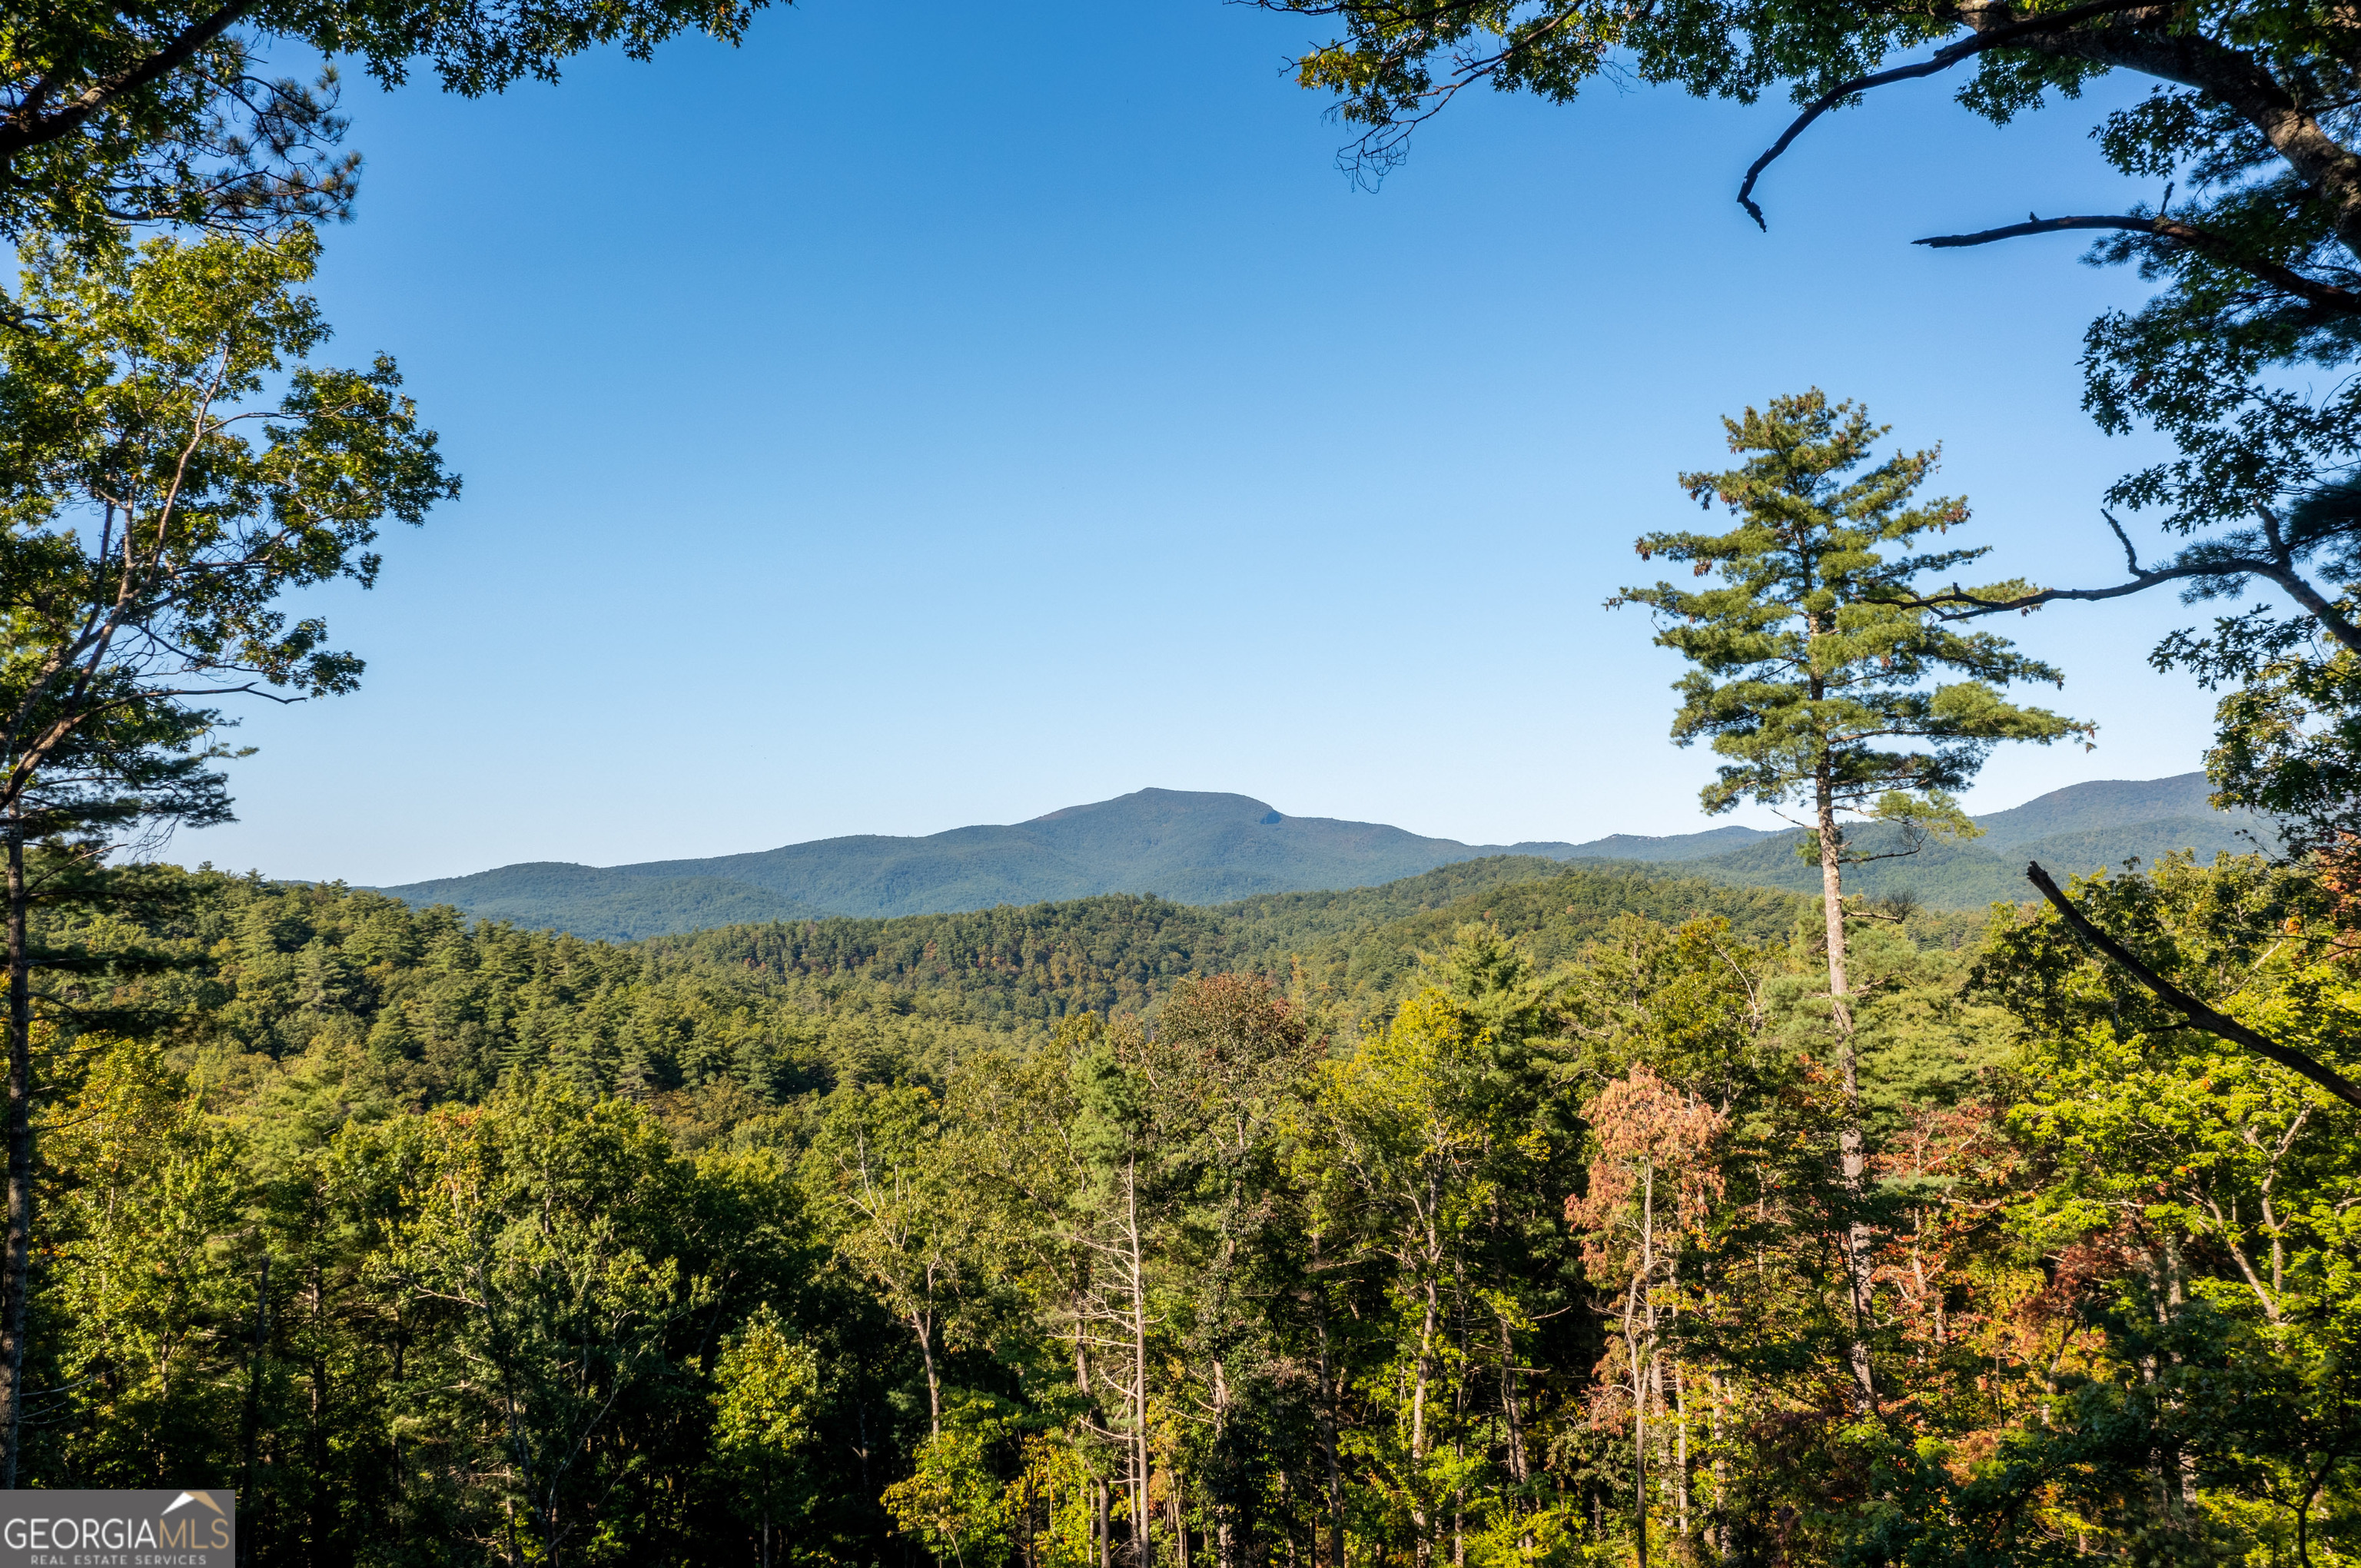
379,775,2266,936
377,789,1615,936
8,0,2361,1563
30,849,2351,1567
86,855,1801,1111
1673,774,2272,907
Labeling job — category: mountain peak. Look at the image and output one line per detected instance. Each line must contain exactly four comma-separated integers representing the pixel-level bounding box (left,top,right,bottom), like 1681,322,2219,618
1025,787,1280,826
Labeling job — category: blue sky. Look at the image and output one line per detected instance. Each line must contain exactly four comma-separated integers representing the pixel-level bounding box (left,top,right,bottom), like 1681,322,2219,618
190,0,2222,885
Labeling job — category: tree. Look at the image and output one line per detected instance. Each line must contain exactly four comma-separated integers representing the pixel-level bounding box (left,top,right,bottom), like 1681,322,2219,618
709,1304,820,1568
0,226,453,1487
801,1082,971,1440
1264,0,2361,863
0,0,772,255
36,1034,251,1487
882,1395,1017,1568
1614,389,2088,1414
1294,990,1513,1568
1068,1023,1163,1568
394,1081,707,1567
1954,852,2361,1565
1564,1065,1725,1568
1144,975,1316,1568
2151,516,2359,860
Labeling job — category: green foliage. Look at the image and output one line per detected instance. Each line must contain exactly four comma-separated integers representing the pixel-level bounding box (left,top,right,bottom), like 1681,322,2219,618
709,1303,820,1561
884,1396,1019,1568
19,844,2356,1568
0,0,769,251
0,228,454,848
1616,390,2088,848
2160,590,2361,859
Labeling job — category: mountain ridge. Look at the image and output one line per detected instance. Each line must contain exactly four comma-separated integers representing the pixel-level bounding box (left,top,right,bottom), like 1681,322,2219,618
377,773,2267,941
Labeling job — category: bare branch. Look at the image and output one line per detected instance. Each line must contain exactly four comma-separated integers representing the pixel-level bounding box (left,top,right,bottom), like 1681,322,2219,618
1917,556,2361,656
1738,0,2164,228
1914,212,2361,313
2024,860,2361,1112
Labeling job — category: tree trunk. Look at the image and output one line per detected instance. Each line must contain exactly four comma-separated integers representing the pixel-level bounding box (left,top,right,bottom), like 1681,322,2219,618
912,1307,941,1440
1817,769,1878,1416
1672,1360,1689,1545
1451,1261,1469,1568
1409,1271,1439,1568
1128,1158,1153,1568
1211,1358,1235,1568
1629,1164,1655,1568
0,824,31,1488
1498,1310,1532,1560
1631,1368,1648,1568
1985,6,2361,262
1708,1370,1728,1557
239,1251,271,1566
1312,1258,1347,1568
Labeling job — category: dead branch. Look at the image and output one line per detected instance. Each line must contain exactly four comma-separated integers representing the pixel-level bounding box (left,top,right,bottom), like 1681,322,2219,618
2025,859,2361,1111
1914,212,2361,312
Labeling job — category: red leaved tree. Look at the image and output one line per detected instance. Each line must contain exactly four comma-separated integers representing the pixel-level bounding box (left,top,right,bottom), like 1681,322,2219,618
1566,1066,1727,1568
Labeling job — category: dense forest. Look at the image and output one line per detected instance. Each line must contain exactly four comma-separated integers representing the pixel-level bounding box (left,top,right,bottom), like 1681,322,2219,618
11,847,2350,1566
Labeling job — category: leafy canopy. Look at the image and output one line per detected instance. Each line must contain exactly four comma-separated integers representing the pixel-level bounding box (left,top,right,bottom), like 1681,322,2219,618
0,0,775,252
0,227,454,850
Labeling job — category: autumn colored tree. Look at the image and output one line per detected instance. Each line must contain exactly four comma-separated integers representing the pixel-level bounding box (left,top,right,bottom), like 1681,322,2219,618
1566,1066,1725,1568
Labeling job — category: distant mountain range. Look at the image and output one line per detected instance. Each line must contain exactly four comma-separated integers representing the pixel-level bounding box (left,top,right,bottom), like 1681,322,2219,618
375,774,2271,941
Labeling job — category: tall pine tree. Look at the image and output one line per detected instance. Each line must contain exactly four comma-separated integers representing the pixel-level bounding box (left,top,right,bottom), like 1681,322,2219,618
1614,389,2089,1413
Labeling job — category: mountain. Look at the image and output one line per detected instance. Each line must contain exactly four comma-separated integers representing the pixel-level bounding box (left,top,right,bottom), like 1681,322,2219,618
381,789,1617,939
376,774,2270,938
1556,825,1778,862
1672,774,2273,908
1970,772,2240,849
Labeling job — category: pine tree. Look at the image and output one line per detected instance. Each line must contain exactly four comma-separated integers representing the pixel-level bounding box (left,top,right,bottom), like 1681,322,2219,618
1613,389,2090,1413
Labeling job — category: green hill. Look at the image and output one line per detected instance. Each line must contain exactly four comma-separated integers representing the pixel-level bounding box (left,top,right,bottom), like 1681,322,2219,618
377,772,2272,936
1675,775,2273,908
89,856,1806,1112
646,854,1803,1031
371,862,817,940
378,789,1785,935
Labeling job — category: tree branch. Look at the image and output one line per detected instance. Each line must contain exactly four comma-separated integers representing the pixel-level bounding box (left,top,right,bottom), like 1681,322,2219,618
1917,558,2361,656
1736,0,2163,228
1914,212,2361,313
2024,860,2361,1112
0,0,263,159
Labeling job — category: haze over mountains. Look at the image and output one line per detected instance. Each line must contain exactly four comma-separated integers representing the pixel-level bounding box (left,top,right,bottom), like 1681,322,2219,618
377,775,2270,940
